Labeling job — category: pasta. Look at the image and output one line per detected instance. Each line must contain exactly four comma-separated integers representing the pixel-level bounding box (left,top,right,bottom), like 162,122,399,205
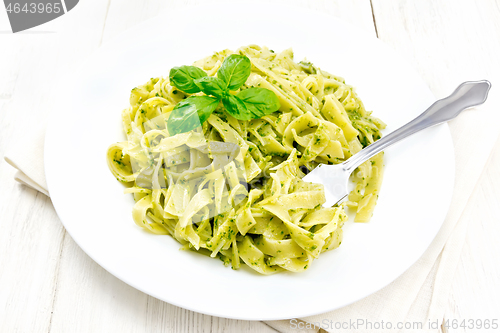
107,45,386,274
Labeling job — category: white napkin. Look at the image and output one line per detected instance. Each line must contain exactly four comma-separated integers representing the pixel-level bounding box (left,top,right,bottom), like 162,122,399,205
4,106,497,333
4,126,49,197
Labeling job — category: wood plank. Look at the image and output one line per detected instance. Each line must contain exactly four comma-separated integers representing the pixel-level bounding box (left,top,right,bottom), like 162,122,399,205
443,134,500,332
99,0,376,44
0,0,112,332
0,168,64,333
0,28,67,333
0,86,64,332
371,0,500,96
0,51,64,333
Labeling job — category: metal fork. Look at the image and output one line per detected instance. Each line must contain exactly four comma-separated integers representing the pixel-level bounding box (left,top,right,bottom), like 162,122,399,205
303,80,491,207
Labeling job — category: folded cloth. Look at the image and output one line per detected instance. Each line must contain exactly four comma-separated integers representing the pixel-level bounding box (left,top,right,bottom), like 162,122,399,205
4,108,496,333
4,126,49,197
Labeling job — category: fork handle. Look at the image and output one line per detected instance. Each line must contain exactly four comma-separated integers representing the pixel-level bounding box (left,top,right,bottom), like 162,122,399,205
342,80,491,173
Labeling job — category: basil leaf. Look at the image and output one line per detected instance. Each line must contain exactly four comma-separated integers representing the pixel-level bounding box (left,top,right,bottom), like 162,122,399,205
194,76,227,98
169,65,207,94
167,96,219,135
236,87,281,118
217,54,251,91
222,94,253,120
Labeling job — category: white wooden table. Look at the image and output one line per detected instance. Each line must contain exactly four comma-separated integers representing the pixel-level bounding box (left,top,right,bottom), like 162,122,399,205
1,1,499,332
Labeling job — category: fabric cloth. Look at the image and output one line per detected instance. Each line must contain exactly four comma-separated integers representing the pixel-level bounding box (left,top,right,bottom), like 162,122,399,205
4,126,49,197
4,109,496,332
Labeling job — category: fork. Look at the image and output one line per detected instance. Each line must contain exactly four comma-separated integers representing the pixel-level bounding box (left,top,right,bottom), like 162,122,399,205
303,80,491,207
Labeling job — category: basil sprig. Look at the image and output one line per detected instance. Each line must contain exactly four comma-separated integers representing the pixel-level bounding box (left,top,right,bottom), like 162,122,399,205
167,54,280,135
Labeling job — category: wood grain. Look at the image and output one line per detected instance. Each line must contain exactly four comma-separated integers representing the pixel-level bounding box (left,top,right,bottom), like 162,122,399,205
442,134,500,333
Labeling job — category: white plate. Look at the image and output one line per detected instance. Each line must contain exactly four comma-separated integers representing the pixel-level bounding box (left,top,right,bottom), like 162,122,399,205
45,3,454,320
